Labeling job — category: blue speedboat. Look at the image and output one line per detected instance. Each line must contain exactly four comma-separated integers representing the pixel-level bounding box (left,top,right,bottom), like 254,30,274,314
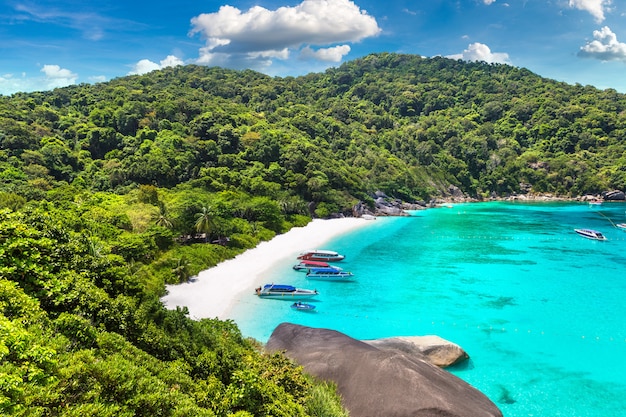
306,267,354,281
255,284,319,300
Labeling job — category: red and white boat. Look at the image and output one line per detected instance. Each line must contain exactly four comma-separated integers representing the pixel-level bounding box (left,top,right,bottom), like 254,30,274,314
297,249,345,262
293,259,342,271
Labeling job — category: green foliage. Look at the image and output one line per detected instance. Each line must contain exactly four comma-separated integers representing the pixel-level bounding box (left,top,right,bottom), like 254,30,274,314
305,381,350,417
2,52,626,417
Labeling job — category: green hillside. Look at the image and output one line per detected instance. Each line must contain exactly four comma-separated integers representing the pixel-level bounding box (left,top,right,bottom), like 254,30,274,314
1,52,625,415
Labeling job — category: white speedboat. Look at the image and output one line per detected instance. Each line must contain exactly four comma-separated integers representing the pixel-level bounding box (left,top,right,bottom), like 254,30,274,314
616,223,626,230
574,228,607,240
291,302,317,312
306,267,354,281
255,284,319,300
297,249,345,262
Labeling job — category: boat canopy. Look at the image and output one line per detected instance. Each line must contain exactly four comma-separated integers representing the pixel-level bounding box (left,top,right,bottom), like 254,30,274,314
263,284,296,291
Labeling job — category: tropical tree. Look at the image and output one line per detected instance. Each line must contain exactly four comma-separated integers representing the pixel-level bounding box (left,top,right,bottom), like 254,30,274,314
194,205,213,241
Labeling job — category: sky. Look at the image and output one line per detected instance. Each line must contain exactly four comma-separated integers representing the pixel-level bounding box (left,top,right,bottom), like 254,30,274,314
1,0,626,96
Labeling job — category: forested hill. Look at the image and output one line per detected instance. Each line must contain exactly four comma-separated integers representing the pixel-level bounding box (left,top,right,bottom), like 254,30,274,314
3,53,626,212
1,53,625,415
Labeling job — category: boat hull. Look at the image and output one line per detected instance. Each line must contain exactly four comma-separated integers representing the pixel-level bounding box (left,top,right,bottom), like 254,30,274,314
258,292,319,300
306,273,354,281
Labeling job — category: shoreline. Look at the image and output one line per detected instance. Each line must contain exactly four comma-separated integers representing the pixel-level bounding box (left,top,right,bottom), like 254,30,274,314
161,217,376,320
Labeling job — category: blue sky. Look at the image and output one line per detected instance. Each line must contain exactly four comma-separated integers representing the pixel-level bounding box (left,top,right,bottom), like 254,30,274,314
1,0,625,96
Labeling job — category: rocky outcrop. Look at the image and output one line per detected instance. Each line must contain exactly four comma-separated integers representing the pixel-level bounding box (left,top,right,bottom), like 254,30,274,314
266,323,502,417
603,190,626,201
363,335,469,368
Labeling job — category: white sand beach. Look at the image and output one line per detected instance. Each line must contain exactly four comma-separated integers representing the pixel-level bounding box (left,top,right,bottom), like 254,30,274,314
162,217,375,320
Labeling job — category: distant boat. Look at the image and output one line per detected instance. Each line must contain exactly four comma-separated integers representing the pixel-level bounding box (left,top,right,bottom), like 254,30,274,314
291,302,317,312
574,229,607,241
306,267,355,281
297,250,345,262
362,214,377,220
616,223,626,230
293,259,342,271
589,199,603,206
255,284,319,300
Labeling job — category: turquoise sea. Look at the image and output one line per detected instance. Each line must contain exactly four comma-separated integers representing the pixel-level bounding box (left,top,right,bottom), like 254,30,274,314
230,202,626,417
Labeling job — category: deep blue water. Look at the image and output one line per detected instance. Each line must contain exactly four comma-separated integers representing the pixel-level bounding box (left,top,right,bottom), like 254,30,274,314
230,201,626,417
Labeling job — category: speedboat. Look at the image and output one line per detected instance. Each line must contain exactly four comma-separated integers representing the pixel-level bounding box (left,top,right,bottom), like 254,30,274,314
291,302,317,312
306,267,354,281
293,259,342,271
574,228,607,240
255,284,319,300
297,249,345,262
616,223,626,230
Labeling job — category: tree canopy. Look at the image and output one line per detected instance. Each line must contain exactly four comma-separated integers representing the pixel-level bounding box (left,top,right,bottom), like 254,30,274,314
1,52,625,415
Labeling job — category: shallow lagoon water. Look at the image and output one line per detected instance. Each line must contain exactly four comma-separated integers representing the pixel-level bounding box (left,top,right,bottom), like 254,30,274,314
231,202,626,416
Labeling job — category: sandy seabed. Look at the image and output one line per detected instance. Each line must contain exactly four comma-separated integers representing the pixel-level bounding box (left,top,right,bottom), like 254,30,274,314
161,218,374,320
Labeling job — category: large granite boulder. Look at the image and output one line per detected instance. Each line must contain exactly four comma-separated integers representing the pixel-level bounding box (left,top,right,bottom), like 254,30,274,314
363,335,469,367
603,190,626,201
266,323,502,417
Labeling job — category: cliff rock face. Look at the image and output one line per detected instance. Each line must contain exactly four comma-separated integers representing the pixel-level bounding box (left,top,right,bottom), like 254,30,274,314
266,323,502,417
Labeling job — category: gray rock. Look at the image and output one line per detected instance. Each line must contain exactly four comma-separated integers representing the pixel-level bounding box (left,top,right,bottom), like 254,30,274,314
363,335,469,368
266,323,502,417
603,190,625,200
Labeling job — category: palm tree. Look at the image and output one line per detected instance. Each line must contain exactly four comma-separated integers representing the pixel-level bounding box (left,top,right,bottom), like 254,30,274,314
172,257,192,282
154,203,173,229
194,205,213,242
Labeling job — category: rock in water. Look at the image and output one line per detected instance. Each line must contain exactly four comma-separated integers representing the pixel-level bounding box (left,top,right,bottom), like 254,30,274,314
363,335,469,368
266,323,502,417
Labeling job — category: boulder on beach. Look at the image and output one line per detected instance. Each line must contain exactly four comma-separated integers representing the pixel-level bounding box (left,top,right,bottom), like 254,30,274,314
363,335,469,367
266,323,502,417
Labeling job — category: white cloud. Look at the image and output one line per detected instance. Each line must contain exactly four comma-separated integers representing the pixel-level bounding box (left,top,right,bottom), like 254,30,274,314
0,73,28,96
128,55,184,75
568,0,611,23
40,64,78,89
483,0,496,5
189,0,380,69
446,43,511,64
578,26,626,62
299,45,351,62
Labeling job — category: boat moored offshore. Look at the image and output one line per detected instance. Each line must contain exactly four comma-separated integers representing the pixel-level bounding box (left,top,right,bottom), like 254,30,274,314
297,249,345,262
306,267,354,281
255,284,319,300
574,228,607,240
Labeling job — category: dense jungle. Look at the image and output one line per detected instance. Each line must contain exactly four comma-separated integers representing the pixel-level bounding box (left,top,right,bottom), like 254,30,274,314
1,52,625,416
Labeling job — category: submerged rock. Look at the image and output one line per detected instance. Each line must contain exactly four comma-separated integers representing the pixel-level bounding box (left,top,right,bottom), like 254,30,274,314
266,323,502,417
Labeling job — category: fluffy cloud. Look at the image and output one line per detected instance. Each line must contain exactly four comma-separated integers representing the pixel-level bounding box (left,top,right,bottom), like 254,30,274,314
299,45,351,62
446,43,510,64
41,65,78,89
1,66,79,95
578,26,626,62
189,0,380,68
129,55,184,75
568,0,611,23
483,0,496,5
